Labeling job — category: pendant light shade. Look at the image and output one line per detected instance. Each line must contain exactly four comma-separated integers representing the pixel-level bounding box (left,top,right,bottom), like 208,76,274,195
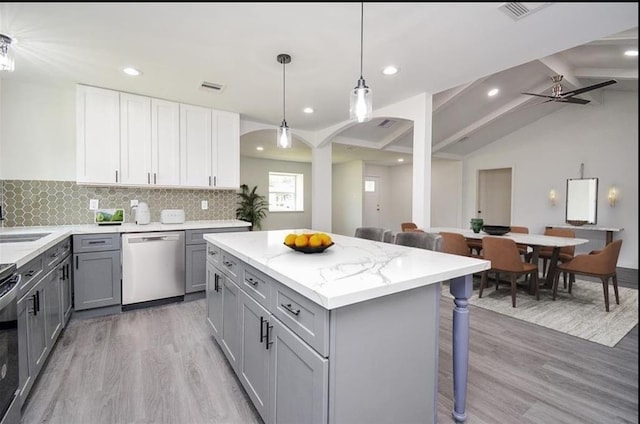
0,34,15,72
277,53,292,149
349,3,372,123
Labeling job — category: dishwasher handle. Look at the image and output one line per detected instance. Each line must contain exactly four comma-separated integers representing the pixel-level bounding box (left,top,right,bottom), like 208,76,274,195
128,234,181,243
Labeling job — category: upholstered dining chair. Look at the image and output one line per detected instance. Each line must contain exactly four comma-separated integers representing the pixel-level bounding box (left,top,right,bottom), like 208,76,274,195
440,232,472,257
394,231,443,252
400,222,418,232
354,227,390,242
383,230,395,244
479,236,540,307
509,225,530,260
552,239,623,312
539,228,576,287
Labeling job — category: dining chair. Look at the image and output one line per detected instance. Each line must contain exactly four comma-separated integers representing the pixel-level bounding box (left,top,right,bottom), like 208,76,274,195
552,239,623,312
383,230,395,244
509,225,531,261
479,236,540,307
394,231,443,252
539,228,576,288
354,227,390,242
400,222,418,232
439,232,472,257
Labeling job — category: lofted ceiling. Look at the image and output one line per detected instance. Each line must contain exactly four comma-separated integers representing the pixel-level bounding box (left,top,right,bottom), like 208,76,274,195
1,3,637,166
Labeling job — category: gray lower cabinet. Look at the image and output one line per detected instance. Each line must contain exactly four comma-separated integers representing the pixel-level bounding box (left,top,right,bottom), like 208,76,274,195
73,234,121,311
60,256,73,325
18,277,47,405
206,265,223,340
43,266,63,347
220,273,240,371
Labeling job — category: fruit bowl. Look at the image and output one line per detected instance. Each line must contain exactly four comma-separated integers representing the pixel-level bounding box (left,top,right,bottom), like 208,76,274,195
481,225,511,236
285,242,334,254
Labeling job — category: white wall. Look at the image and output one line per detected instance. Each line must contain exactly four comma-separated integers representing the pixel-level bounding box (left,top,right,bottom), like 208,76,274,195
431,158,463,228
1,80,75,180
239,156,312,231
462,90,638,269
332,161,363,237
388,164,413,233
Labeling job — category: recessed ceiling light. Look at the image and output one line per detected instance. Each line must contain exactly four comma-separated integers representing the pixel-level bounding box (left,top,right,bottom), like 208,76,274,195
488,88,499,97
256,146,264,151
624,50,638,57
397,158,404,162
123,67,142,76
382,66,398,76
303,107,314,114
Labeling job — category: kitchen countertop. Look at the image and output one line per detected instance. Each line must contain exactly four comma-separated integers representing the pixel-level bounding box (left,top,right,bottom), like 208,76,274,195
204,229,490,309
0,220,251,268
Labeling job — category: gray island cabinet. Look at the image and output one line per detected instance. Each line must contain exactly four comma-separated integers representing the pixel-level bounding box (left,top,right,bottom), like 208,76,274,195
205,229,490,424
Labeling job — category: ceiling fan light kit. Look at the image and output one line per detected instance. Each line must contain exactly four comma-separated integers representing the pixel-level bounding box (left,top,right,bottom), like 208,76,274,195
349,2,373,123
0,33,15,72
277,53,292,149
522,74,617,105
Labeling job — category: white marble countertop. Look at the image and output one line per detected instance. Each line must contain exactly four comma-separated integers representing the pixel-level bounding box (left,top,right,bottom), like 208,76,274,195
0,220,250,267
204,229,490,310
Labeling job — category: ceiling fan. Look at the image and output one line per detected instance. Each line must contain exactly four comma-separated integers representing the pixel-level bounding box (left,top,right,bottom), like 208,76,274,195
522,75,617,104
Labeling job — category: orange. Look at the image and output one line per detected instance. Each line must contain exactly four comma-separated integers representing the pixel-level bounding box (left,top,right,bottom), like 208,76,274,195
284,233,297,246
294,234,309,248
319,233,332,246
308,234,322,248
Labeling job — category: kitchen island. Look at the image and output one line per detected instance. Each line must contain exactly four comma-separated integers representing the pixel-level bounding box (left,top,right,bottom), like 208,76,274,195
204,229,490,424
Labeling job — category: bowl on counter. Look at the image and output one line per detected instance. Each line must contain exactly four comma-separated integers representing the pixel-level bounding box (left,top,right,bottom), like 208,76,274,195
481,225,511,236
285,242,334,254
566,220,589,226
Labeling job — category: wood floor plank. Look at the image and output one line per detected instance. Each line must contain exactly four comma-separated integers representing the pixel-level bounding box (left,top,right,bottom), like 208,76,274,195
21,291,638,424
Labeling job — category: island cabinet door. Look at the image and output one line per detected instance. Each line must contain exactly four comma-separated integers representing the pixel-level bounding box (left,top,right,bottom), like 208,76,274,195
238,290,271,423
269,318,328,424
221,274,240,372
205,265,223,343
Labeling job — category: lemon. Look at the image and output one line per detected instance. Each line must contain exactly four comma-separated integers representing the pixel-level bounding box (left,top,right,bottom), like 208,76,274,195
284,233,298,246
319,233,332,246
308,234,322,248
294,234,309,248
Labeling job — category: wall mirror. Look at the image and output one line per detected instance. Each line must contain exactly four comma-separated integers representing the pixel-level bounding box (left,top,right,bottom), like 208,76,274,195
566,177,598,224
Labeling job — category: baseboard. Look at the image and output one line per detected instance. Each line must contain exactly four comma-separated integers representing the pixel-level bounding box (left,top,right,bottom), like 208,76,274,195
617,267,638,289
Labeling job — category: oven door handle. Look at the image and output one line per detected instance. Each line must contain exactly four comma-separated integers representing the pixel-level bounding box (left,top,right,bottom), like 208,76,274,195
0,274,20,311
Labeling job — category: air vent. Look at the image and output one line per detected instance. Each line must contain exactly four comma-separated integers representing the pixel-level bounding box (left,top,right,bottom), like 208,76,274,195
200,81,224,92
377,119,395,128
498,2,551,21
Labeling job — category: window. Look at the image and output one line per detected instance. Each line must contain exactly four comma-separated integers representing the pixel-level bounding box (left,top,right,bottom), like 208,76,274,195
269,172,304,212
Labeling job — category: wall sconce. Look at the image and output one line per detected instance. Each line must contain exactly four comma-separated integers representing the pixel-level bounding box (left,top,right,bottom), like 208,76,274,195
608,187,618,207
549,189,557,206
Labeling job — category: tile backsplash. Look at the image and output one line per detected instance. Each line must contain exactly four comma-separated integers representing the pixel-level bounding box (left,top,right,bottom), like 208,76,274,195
0,180,237,227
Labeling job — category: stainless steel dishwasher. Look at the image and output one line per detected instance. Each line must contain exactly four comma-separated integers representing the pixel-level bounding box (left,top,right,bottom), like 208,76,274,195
122,232,185,305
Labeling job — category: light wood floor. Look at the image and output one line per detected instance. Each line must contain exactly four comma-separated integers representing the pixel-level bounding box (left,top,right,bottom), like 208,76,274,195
21,289,638,424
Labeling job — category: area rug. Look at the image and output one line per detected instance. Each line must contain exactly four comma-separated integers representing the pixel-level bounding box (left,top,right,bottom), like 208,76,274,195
441,279,638,347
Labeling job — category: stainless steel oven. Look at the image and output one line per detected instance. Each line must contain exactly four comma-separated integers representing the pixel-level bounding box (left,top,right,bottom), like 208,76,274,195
0,263,19,424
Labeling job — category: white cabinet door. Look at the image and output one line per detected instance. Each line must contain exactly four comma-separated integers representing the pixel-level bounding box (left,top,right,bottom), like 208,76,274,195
180,103,212,188
76,85,120,184
213,110,240,189
120,93,152,185
152,98,180,186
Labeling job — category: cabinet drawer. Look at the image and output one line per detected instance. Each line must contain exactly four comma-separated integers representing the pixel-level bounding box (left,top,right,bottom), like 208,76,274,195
72,233,120,253
44,237,72,270
206,243,221,266
220,251,241,284
17,255,45,298
271,282,329,357
242,267,271,309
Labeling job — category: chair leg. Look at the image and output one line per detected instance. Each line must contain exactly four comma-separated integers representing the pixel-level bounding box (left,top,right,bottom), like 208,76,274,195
613,274,620,305
562,271,567,289
534,271,540,301
495,272,500,290
479,271,487,298
542,258,548,276
510,274,517,308
552,269,561,300
601,277,610,312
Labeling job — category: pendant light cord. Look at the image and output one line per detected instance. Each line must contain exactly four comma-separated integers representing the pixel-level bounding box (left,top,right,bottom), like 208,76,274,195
359,2,364,79
282,59,286,122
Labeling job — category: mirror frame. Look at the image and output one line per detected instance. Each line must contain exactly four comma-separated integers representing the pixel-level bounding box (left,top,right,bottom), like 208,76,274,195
565,177,598,224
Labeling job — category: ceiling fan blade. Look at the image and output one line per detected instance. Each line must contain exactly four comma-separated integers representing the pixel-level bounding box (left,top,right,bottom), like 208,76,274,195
521,92,556,99
556,97,591,105
561,79,617,97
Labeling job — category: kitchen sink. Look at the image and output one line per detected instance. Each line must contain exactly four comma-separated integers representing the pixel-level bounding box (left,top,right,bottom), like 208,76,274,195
0,233,51,243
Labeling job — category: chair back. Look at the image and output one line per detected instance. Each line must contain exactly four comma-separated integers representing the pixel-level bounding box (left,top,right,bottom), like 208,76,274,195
394,231,443,252
542,228,576,256
580,239,623,275
354,227,389,242
401,222,418,232
482,236,525,272
510,226,529,234
439,232,470,256
383,230,395,244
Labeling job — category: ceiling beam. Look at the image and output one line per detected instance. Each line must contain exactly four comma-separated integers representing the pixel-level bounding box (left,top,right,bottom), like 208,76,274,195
433,75,490,113
376,121,413,149
538,55,600,105
573,68,638,80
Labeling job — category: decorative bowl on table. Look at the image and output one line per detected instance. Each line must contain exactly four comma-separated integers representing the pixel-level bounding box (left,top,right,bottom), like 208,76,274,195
481,225,511,236
566,220,589,227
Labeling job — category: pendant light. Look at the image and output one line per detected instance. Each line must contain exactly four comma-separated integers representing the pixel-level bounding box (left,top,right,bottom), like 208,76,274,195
277,53,292,149
349,2,372,123
0,34,15,72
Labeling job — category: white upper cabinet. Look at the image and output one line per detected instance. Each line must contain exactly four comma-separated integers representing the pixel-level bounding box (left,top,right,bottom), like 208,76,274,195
76,85,120,185
120,93,152,185
180,103,213,188
213,110,240,189
151,99,180,186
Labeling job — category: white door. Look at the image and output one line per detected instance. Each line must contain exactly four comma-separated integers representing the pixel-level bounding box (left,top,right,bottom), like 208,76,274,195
363,176,380,227
477,168,511,226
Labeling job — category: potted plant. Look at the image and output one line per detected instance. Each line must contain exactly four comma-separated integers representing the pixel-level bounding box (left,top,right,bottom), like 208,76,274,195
236,184,269,231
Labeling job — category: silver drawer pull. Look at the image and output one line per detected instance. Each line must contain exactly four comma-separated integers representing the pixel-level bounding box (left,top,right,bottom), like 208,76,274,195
88,240,106,244
223,261,233,267
25,270,36,277
281,303,300,316
208,250,217,256
246,277,259,286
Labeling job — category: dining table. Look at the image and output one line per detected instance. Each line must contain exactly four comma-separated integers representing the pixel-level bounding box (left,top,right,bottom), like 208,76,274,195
429,227,590,287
